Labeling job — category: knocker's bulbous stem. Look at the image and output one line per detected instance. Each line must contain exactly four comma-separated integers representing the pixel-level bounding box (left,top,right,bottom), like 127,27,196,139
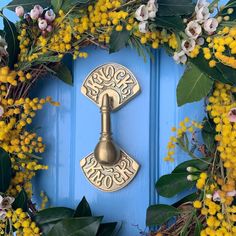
94,94,120,166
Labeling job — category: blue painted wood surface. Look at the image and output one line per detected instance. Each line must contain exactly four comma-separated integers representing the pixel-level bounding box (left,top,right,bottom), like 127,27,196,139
0,1,208,235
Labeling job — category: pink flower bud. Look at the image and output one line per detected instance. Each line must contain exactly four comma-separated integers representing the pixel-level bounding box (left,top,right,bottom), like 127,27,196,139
15,6,24,17
38,19,48,30
228,108,236,122
34,5,44,15
30,8,40,20
46,25,53,32
0,106,4,117
45,9,56,22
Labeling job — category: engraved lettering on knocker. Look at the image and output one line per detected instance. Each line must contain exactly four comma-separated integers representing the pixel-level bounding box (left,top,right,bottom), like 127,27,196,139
80,63,141,192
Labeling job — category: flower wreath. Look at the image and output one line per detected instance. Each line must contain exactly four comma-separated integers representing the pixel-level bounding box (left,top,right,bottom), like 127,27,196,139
0,0,235,235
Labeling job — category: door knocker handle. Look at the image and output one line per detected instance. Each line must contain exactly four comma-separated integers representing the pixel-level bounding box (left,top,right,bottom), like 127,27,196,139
94,93,120,166
80,63,140,192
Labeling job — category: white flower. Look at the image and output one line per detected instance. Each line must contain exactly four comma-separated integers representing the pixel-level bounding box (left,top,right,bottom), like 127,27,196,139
206,194,212,199
196,6,210,23
181,38,196,54
196,37,205,46
34,5,44,15
195,0,210,12
135,5,149,21
45,9,56,22
38,19,48,30
30,8,40,20
138,21,149,33
204,18,219,34
147,0,158,19
0,211,6,220
185,21,202,39
0,106,4,117
15,6,24,17
0,196,14,210
173,50,187,64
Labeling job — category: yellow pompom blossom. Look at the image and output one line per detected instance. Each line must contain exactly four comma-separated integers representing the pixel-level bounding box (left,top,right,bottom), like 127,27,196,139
203,26,236,69
16,0,178,64
164,117,202,162
1,208,40,236
190,82,236,235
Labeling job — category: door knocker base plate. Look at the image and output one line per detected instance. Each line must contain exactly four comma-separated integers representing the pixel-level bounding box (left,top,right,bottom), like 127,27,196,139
81,63,141,111
80,150,139,192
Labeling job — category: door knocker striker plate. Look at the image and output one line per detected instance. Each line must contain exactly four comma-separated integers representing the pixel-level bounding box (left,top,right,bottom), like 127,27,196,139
80,150,139,192
81,63,141,110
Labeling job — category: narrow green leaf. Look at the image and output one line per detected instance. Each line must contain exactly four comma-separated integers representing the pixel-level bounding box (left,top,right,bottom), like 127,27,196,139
6,0,50,12
74,197,92,218
96,222,117,236
53,63,73,85
155,16,185,31
109,27,130,53
194,216,202,236
0,148,11,193
156,173,196,198
177,63,213,106
47,217,102,236
34,207,75,235
51,0,63,13
202,118,216,152
12,189,28,211
173,193,198,207
3,17,19,69
146,204,180,226
158,0,194,16
172,158,211,173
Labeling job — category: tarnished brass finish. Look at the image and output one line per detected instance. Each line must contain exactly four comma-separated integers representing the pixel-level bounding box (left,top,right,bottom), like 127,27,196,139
80,150,139,192
94,94,120,166
80,63,140,192
81,63,141,110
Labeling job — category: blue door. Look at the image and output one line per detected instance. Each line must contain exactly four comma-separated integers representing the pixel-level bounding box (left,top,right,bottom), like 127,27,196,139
29,49,204,235
0,2,204,235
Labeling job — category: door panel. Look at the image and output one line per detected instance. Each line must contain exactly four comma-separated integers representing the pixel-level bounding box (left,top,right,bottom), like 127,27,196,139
32,48,152,236
32,48,204,235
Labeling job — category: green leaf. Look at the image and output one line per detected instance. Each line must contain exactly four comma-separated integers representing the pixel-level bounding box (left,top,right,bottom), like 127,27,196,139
53,63,73,85
158,0,194,16
12,189,28,211
74,197,92,218
3,17,19,69
146,204,180,226
177,63,213,106
172,158,211,173
61,0,89,12
216,62,236,85
194,216,202,236
173,193,198,207
202,118,216,152
155,16,185,32
6,0,50,12
96,222,117,236
190,53,234,84
47,217,102,236
51,0,63,13
0,148,11,193
34,207,75,235
156,173,196,198
109,27,130,53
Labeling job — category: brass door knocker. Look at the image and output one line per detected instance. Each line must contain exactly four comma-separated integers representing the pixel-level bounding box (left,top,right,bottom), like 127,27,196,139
80,63,140,192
